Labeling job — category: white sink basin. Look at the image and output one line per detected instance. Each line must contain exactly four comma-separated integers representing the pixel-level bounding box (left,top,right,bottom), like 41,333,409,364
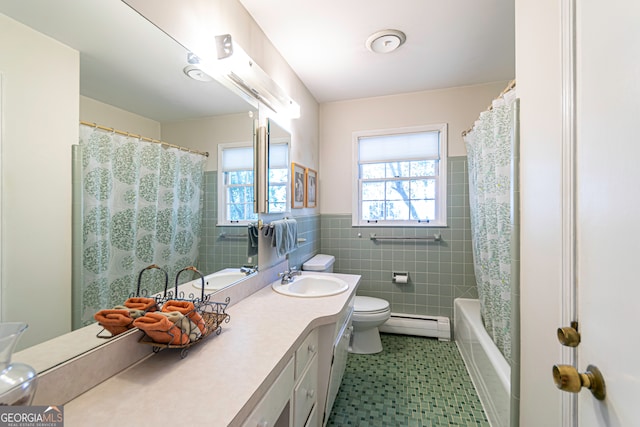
272,274,349,297
192,270,248,291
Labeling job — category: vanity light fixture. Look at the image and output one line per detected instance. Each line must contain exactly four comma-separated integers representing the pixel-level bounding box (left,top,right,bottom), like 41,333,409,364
365,29,407,54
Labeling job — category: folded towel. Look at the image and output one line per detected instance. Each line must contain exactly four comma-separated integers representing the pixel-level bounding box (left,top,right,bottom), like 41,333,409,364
248,224,259,257
132,312,189,345
271,218,299,257
123,297,157,312
113,305,145,319
162,300,207,335
94,309,134,336
156,311,202,342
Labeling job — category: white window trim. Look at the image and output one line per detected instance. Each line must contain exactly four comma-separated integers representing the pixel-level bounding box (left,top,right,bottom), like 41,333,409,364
352,124,448,227
217,141,255,226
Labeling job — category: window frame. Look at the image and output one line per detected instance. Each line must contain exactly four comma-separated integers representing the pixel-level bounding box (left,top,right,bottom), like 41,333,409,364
217,141,257,226
352,124,448,227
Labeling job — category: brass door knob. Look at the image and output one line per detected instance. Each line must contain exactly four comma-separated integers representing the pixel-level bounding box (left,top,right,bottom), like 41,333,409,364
552,364,606,400
557,322,580,347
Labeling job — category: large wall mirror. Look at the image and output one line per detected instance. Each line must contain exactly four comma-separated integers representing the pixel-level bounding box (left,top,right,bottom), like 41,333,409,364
0,0,261,360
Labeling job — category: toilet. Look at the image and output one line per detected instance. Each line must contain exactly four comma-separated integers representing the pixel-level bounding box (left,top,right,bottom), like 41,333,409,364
301,254,335,273
350,296,391,354
302,254,391,354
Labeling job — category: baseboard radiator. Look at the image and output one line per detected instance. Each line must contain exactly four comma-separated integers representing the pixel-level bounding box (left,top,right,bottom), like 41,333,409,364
379,313,451,341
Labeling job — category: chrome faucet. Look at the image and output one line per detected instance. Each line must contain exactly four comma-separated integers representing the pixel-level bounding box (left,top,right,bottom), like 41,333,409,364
240,265,257,275
279,267,302,284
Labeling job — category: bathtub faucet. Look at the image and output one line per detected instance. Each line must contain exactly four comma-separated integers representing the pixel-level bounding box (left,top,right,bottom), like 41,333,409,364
279,267,301,284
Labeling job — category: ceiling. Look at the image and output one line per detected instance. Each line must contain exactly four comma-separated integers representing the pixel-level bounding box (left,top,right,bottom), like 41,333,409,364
1,0,515,120
238,0,515,103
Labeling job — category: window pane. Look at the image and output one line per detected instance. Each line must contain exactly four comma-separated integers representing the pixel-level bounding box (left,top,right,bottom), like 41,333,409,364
410,200,435,221
410,179,435,199
228,170,253,185
361,163,386,179
362,181,385,201
386,200,409,220
386,162,410,178
410,160,436,177
362,201,384,220
269,168,288,183
386,180,410,201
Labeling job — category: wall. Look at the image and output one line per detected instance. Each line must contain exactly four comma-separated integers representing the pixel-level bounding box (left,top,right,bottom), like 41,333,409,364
79,96,161,139
319,81,510,214
320,157,475,320
516,0,564,424
317,82,510,321
0,14,78,349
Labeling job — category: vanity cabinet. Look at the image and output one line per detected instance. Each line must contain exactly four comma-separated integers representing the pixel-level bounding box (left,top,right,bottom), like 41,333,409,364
242,357,294,427
243,329,319,427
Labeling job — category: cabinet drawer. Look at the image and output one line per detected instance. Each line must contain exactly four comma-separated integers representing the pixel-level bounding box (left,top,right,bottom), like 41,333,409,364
293,355,318,427
242,357,294,427
295,328,318,379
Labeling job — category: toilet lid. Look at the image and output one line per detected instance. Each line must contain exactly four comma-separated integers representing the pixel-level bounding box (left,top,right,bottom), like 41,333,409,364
354,296,389,314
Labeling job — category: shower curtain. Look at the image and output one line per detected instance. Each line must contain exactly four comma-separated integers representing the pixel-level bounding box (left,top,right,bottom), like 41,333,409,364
76,125,205,327
463,88,517,362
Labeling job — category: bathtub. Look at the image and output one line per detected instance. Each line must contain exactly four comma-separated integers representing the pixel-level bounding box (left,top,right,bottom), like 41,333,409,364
454,298,510,427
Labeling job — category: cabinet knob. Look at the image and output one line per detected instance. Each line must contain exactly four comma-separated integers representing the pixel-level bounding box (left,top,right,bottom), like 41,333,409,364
306,388,315,399
308,344,317,353
257,421,269,427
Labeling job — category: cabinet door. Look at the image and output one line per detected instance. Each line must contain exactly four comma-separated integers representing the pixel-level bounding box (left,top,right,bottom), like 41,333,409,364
294,355,318,427
243,358,294,427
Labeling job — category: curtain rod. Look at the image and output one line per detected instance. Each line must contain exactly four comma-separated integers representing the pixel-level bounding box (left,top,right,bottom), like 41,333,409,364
79,121,209,157
461,79,516,137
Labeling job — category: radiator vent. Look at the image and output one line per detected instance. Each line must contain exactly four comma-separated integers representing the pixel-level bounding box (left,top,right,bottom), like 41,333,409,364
379,313,451,341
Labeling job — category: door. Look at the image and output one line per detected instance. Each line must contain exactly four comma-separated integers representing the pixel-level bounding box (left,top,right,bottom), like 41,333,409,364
572,0,640,424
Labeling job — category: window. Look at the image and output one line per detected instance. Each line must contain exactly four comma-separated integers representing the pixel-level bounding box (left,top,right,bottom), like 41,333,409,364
267,142,289,213
218,143,258,225
352,124,447,227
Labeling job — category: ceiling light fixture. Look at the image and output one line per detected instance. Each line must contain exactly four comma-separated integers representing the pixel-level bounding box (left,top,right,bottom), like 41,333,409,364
183,65,214,82
365,29,407,54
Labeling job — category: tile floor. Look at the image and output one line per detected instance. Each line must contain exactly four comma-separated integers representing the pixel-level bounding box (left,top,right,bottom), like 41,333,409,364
327,334,489,426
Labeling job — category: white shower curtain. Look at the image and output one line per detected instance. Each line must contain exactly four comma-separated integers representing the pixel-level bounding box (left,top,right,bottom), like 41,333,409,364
464,89,517,362
78,126,205,326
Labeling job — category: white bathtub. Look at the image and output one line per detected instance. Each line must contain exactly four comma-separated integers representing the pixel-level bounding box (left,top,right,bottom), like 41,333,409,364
454,298,510,427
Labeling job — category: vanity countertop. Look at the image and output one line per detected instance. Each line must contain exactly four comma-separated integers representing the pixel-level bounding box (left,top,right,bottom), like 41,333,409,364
63,272,360,427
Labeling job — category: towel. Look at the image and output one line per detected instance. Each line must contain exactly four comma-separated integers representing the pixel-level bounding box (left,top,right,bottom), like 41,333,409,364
270,218,299,257
162,300,207,335
94,309,134,336
133,312,189,345
248,223,259,257
113,305,145,319
123,297,157,312
156,311,202,342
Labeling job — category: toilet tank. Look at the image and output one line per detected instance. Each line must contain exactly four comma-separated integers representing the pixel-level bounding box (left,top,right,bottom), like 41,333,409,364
302,254,335,273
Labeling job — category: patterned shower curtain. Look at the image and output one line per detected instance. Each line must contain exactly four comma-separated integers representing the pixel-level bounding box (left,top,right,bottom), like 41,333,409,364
463,89,517,362
78,125,205,326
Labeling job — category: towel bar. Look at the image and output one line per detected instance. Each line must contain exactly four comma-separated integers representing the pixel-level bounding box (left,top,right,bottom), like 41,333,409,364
369,233,442,242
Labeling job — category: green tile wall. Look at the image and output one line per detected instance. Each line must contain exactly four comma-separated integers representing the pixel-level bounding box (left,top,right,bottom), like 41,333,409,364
318,157,477,321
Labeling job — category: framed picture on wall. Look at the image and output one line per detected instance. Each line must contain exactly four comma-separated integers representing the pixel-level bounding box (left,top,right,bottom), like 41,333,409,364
292,162,305,209
305,168,317,208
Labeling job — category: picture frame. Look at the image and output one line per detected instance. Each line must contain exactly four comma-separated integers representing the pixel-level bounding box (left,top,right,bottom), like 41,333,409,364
291,163,305,209
305,168,317,208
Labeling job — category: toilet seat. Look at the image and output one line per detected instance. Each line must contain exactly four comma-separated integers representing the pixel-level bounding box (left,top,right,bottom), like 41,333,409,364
354,296,390,314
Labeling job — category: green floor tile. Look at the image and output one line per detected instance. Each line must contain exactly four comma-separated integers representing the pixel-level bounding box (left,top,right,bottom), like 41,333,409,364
327,334,489,427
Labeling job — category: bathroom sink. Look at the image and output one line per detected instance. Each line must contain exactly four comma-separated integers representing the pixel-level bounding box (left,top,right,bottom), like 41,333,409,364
272,274,349,297
192,269,248,291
